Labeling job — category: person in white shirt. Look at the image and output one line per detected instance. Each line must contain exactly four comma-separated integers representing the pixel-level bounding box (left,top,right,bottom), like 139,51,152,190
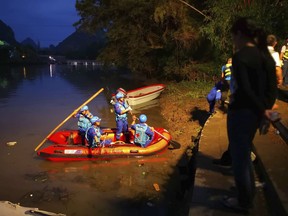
267,34,282,86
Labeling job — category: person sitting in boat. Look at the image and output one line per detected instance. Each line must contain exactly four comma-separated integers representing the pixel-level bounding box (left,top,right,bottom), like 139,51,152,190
85,116,112,148
110,87,127,105
74,105,93,145
131,114,154,148
114,92,133,141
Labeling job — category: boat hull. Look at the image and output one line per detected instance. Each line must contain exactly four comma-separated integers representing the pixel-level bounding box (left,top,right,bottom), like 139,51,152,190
38,128,171,162
112,84,165,106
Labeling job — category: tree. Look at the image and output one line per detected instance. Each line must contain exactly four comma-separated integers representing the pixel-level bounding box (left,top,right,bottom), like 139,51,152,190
75,0,287,80
75,0,205,79
200,0,288,62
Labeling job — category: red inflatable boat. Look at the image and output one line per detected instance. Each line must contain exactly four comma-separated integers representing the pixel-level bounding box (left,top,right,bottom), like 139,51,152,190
37,128,172,162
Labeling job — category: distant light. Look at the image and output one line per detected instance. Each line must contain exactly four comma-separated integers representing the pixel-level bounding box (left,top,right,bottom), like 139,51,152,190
49,56,56,61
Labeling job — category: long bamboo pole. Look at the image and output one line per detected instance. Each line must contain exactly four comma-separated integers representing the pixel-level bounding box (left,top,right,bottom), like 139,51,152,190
34,88,104,151
178,0,210,20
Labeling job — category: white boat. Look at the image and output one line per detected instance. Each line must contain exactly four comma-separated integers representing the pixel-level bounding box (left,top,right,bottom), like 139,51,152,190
126,84,165,105
0,201,66,216
110,84,165,106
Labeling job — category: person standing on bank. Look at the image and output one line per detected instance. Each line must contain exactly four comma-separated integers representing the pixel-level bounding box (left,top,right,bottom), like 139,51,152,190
114,92,133,141
131,114,154,148
267,34,283,110
213,34,281,167
267,34,283,86
206,81,223,115
223,17,277,212
74,105,93,145
221,58,232,106
280,37,288,86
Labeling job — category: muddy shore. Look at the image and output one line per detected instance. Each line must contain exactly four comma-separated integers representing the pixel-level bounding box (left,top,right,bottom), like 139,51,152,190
159,83,210,162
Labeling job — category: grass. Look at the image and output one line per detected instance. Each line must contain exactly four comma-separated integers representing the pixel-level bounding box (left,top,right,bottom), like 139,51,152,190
164,80,214,100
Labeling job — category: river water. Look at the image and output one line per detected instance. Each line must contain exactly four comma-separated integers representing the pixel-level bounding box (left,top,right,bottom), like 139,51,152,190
0,65,187,216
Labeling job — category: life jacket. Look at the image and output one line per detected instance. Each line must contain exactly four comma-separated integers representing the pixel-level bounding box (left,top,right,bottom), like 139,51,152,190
134,124,149,146
284,45,288,60
114,101,129,121
223,63,232,80
78,114,92,132
85,126,101,146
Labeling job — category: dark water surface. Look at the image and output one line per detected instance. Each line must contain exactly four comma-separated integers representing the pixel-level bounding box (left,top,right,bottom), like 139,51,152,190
0,65,185,216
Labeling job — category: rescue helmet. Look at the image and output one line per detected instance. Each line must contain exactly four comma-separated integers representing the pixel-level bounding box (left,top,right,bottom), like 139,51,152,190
80,105,89,112
139,114,147,123
117,88,127,96
90,116,101,124
116,92,124,100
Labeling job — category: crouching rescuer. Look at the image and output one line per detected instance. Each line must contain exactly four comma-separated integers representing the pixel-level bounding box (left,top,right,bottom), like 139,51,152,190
85,116,112,148
131,114,154,148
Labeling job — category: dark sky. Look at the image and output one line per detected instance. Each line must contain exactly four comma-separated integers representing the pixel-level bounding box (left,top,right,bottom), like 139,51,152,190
0,0,79,47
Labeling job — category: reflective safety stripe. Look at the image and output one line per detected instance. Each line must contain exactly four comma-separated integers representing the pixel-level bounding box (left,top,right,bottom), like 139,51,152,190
224,63,232,80
284,47,288,60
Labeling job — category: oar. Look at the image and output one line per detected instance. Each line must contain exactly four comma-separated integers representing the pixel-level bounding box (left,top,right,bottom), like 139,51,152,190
132,115,178,148
34,88,104,151
154,129,170,142
104,86,114,104
154,129,180,149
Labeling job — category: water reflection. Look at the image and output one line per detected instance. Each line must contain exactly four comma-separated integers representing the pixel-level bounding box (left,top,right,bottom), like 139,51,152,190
131,99,160,114
23,66,27,78
49,64,55,77
39,156,169,174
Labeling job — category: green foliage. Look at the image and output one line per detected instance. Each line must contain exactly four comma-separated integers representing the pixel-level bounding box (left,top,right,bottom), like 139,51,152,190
200,0,288,62
162,59,220,81
75,0,288,80
75,0,204,79
165,80,214,99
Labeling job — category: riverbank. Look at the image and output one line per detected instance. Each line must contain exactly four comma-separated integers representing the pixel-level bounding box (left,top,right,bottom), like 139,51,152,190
157,81,212,215
159,81,211,161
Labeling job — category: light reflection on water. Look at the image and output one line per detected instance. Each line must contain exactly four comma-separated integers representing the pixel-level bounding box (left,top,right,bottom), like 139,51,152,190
0,65,177,216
